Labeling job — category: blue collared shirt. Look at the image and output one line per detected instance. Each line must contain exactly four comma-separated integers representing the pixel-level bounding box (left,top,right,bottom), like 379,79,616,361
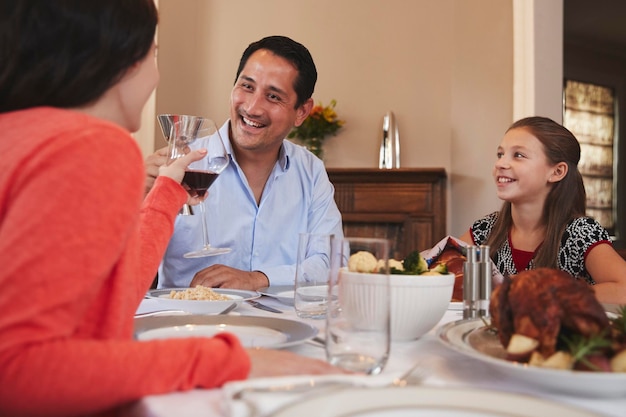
158,121,343,288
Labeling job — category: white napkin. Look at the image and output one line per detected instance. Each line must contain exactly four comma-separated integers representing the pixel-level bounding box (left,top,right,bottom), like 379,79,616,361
222,372,406,417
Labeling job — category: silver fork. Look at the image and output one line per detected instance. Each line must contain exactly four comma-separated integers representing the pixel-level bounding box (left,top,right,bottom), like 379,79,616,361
391,361,428,387
219,302,237,315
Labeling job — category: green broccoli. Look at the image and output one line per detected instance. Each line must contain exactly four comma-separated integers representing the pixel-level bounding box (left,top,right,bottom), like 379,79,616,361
401,250,428,274
430,263,448,274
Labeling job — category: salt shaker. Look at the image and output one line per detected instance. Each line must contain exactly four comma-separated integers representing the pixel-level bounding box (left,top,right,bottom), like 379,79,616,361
478,245,491,318
463,246,479,319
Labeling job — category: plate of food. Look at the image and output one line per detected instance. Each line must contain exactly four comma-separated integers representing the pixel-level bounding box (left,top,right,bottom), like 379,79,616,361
145,286,259,314
258,285,295,305
438,268,626,397
134,315,318,349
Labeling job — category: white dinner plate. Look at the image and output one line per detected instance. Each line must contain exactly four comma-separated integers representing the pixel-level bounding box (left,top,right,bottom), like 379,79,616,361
295,285,328,300
448,301,463,310
269,386,599,417
134,315,317,349
146,287,259,301
144,288,260,314
258,285,295,305
437,318,626,397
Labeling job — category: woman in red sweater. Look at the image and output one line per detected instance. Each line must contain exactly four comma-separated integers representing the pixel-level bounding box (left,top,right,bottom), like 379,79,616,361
0,1,339,416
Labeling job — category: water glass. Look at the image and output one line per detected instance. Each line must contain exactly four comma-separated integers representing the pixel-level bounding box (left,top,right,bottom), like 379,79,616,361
294,233,332,319
325,236,391,375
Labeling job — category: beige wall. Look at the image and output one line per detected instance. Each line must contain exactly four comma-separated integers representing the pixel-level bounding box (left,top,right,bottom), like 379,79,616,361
142,0,562,244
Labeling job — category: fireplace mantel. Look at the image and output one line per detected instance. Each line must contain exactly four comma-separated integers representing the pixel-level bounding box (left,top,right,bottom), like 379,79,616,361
327,168,447,259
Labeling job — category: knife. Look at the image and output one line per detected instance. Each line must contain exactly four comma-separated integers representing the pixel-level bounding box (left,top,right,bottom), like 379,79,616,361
246,300,283,314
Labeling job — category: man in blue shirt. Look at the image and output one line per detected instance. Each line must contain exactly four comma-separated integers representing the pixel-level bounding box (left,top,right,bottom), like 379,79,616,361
145,36,343,290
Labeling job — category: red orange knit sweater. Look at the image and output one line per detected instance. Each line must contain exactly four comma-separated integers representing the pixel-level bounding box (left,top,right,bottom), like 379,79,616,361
0,108,250,417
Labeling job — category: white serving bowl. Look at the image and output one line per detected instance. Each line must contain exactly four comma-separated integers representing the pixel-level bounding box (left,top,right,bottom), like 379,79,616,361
338,269,390,329
390,273,454,341
338,270,454,341
145,288,259,315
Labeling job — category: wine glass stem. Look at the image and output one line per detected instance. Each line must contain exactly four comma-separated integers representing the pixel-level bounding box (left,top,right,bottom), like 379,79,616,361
198,200,211,249
180,203,193,216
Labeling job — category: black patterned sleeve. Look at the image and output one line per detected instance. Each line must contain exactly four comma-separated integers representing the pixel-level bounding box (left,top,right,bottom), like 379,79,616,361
558,217,611,282
470,212,499,245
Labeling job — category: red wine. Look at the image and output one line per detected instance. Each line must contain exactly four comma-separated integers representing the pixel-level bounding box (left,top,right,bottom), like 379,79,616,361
182,170,218,197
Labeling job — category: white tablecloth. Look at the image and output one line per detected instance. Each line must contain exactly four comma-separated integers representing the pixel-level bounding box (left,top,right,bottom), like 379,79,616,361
130,297,626,417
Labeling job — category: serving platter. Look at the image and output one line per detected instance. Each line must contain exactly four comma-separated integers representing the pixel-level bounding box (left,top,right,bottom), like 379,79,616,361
258,285,295,305
269,386,600,417
134,315,317,349
437,318,626,397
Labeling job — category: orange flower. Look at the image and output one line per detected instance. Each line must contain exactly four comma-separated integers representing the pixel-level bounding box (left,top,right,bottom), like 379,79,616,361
288,99,344,141
310,105,324,117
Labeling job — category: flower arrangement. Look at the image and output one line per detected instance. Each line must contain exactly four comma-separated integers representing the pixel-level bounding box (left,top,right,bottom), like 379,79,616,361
288,99,345,159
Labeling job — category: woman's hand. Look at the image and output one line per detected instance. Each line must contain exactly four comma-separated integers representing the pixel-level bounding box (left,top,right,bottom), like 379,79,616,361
246,348,348,378
157,148,208,205
144,146,168,197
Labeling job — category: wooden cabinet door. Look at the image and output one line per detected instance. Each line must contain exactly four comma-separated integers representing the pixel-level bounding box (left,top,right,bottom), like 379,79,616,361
327,168,447,259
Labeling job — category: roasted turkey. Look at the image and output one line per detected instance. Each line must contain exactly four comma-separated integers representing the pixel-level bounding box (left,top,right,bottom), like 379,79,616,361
489,268,610,357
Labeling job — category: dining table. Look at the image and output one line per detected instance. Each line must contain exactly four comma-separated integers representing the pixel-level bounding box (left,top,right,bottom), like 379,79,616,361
129,296,626,417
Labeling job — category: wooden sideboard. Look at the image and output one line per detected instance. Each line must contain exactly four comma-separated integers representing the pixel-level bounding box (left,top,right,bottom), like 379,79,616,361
327,168,447,260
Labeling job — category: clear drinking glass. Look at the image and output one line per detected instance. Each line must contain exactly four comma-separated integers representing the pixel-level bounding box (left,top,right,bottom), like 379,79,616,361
325,236,391,375
157,114,195,215
294,233,333,319
167,116,231,258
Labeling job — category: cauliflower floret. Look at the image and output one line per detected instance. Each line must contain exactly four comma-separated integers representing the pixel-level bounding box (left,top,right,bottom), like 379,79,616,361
376,258,404,272
348,251,378,273
389,258,404,272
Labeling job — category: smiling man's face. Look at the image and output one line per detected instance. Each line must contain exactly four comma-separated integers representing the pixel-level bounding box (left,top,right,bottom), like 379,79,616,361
229,49,311,156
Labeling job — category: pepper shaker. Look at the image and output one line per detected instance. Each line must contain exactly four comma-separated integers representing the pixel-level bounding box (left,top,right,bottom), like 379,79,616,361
478,245,491,318
463,246,479,319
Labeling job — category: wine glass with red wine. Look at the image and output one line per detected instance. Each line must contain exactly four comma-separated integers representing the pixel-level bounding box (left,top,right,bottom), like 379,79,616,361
168,116,231,258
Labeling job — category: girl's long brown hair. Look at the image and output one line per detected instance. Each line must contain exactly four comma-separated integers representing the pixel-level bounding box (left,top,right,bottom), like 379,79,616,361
486,117,587,268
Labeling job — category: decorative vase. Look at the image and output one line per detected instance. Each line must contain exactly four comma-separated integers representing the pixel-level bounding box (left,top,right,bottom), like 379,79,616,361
304,137,324,160
379,111,400,169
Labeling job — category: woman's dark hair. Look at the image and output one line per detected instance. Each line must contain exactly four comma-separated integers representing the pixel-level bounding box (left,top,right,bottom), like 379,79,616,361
234,35,317,109
487,116,587,268
0,0,158,113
